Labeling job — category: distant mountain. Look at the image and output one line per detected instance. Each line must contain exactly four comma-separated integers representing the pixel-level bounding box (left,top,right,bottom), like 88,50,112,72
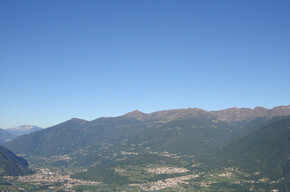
0,125,42,144
4,106,290,163
202,117,290,181
6,125,42,136
0,145,32,176
0,128,16,144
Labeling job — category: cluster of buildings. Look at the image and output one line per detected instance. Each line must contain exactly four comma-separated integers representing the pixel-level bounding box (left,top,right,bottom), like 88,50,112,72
40,155,71,161
5,168,100,190
146,167,189,174
130,174,199,191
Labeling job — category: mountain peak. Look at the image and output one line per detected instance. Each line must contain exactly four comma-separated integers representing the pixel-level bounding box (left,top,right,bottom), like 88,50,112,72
253,106,267,111
68,118,88,124
70,117,85,121
130,109,143,114
123,110,145,120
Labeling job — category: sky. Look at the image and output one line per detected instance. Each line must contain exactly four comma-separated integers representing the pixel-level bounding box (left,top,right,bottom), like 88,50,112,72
0,0,289,128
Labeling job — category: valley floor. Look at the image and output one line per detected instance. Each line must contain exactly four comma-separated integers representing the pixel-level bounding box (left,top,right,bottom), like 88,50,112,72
0,152,284,192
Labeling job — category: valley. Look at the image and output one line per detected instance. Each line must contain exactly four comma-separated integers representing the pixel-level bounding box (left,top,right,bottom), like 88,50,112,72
1,106,290,191
0,152,284,192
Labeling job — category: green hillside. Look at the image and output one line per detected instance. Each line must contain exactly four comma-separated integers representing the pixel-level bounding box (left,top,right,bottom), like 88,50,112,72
4,118,89,156
0,145,32,176
4,107,290,166
202,117,290,180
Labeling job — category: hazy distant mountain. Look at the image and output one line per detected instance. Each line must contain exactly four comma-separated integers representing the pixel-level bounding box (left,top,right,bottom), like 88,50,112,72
5,105,290,161
0,145,32,176
6,125,42,136
0,128,16,144
0,125,42,144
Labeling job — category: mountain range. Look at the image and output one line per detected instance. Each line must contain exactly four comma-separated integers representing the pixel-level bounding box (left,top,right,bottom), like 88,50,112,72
2,105,290,190
5,105,290,158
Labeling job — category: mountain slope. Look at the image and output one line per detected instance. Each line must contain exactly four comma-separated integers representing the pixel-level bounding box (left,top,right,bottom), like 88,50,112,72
0,128,16,144
202,117,290,180
4,112,234,157
0,145,32,176
6,125,42,136
4,106,290,160
5,118,88,156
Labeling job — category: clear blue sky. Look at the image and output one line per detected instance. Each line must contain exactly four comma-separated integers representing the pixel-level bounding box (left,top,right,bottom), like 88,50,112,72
1,0,289,128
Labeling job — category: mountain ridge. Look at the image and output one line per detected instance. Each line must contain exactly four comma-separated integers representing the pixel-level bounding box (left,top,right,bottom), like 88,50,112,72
4,105,290,158
2,105,290,192
119,105,290,122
